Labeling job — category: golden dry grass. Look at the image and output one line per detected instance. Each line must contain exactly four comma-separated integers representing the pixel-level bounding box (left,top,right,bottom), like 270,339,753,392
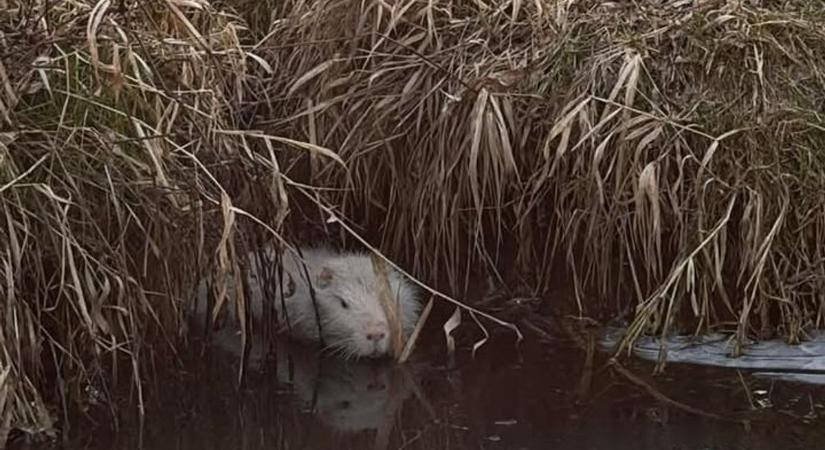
250,0,825,353
0,0,309,437
2,0,825,439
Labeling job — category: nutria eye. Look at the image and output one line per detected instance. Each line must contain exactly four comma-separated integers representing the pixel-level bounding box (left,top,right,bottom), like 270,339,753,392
339,298,349,309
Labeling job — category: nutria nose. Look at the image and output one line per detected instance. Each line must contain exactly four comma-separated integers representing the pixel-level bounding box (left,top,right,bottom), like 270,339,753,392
366,331,386,342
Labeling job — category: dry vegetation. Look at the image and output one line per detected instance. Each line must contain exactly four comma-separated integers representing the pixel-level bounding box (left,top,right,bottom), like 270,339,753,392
1,0,825,439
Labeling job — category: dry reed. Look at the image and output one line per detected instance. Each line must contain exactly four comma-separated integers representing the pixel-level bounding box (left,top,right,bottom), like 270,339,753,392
1,0,825,439
249,0,825,353
0,0,308,438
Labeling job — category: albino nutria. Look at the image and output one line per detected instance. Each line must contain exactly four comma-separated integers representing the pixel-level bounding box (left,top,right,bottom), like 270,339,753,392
199,245,423,360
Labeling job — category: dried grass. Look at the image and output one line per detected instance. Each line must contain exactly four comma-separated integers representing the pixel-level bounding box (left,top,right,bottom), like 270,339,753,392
0,0,301,437
2,0,825,438
251,0,825,361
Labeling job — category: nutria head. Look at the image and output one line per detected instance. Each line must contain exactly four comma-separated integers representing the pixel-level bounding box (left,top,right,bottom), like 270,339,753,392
305,255,419,359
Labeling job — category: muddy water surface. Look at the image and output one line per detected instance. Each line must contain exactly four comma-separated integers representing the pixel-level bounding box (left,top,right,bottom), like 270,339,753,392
48,331,825,450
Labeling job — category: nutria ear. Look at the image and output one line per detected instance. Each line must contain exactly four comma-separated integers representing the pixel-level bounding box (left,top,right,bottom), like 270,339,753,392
317,266,334,288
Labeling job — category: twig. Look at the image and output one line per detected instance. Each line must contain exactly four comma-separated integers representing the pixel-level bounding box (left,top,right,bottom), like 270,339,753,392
609,358,751,427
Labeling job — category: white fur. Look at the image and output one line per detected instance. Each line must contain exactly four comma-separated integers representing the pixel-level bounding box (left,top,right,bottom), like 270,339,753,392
235,245,422,359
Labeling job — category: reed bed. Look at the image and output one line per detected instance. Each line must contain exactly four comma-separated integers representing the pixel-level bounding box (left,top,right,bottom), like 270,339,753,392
0,0,297,439
250,0,825,347
1,0,825,439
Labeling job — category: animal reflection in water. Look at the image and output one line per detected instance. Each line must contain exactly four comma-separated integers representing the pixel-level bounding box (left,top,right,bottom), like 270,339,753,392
206,327,426,438
283,346,416,433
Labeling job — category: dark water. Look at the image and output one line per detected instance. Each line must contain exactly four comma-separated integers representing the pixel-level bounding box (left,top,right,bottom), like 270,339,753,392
44,325,825,450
